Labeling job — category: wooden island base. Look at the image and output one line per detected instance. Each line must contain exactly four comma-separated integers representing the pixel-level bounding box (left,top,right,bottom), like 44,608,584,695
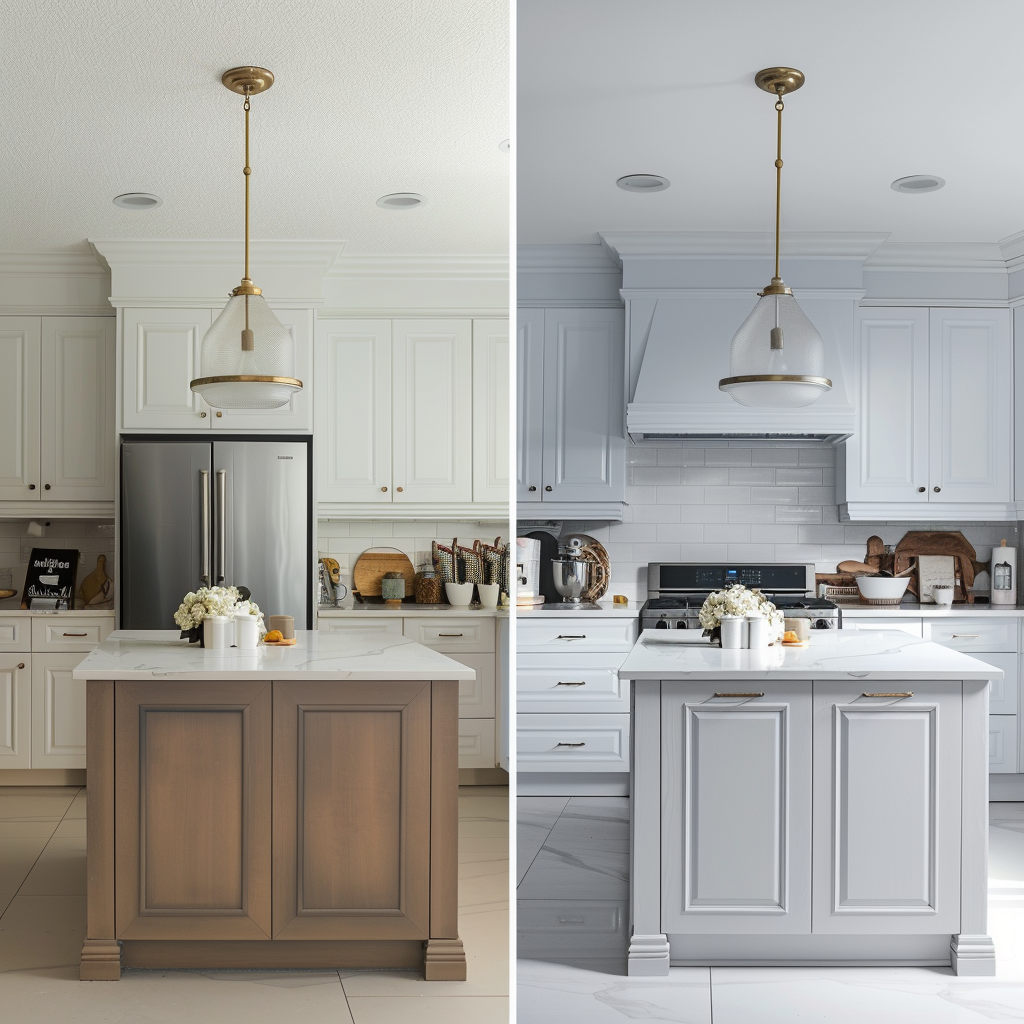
81,677,466,981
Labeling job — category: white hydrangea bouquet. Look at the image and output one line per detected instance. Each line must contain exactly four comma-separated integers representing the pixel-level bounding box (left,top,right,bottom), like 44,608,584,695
698,584,785,645
174,585,264,644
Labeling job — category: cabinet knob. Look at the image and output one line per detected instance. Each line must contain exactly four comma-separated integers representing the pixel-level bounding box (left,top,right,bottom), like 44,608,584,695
17,663,24,670
545,485,553,492
380,486,388,492
918,486,926,493
44,484,51,490
28,484,35,490
200,411,207,418
528,485,537,492
933,486,941,493
216,411,223,418
396,486,403,493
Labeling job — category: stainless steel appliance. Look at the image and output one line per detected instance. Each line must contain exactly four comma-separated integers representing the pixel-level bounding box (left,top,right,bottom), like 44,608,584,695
640,562,840,631
120,438,312,630
552,558,593,603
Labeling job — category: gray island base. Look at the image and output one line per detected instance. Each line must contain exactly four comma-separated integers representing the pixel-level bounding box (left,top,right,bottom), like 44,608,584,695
620,630,999,977
74,630,474,981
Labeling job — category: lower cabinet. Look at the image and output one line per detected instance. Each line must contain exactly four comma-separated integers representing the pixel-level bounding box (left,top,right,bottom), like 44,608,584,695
0,654,31,767
32,653,88,768
658,680,963,939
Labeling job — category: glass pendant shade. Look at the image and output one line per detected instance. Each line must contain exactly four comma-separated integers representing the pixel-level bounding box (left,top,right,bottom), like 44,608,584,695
191,293,300,410
719,290,831,408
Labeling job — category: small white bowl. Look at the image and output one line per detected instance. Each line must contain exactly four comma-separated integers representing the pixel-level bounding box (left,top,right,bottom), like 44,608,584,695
931,584,954,608
855,576,911,605
445,582,474,607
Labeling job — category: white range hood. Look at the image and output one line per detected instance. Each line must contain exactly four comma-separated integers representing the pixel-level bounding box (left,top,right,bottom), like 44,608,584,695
601,232,882,446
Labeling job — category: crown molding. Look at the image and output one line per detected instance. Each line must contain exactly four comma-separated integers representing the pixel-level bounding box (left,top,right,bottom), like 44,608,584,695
863,241,1008,272
599,231,891,261
518,243,621,274
859,297,1010,308
0,251,108,276
89,238,346,270
318,307,508,319
999,229,1024,265
327,253,508,281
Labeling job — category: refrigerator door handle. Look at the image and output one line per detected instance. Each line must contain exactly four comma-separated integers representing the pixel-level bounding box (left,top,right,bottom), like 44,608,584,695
200,470,210,585
216,469,227,584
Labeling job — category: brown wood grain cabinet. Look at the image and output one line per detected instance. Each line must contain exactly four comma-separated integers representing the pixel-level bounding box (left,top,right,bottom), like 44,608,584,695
81,677,463,980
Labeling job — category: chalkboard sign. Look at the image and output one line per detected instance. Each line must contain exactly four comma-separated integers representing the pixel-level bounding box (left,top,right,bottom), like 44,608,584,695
21,549,79,610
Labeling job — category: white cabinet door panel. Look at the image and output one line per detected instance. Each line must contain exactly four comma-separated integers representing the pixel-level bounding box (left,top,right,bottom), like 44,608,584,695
122,308,211,429
317,617,404,638
316,320,392,502
472,319,510,503
990,715,1018,774
0,617,31,653
438,652,495,719
812,682,962,934
517,713,630,773
40,317,115,501
661,684,811,934
517,654,629,713
31,652,87,769
213,307,312,431
459,718,497,769
392,320,472,503
846,310,929,503
0,318,41,499
0,655,31,768
974,653,1018,715
516,310,545,503
929,308,1012,503
402,617,494,653
542,309,625,502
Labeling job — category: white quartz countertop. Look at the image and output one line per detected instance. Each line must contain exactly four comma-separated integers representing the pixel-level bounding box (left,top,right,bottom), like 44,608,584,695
318,602,507,618
839,603,1024,618
618,630,1003,681
0,609,115,617
74,630,476,681
515,600,638,618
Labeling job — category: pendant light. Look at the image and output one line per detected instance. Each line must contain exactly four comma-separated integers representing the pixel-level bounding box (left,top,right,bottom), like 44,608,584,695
719,68,831,408
190,66,302,410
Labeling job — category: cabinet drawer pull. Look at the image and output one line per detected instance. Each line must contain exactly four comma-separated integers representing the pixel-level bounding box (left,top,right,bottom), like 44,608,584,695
556,634,586,640
438,633,465,638
555,741,586,747
862,692,913,699
713,691,764,699
62,632,88,637
556,680,586,686
17,663,24,670
950,634,979,640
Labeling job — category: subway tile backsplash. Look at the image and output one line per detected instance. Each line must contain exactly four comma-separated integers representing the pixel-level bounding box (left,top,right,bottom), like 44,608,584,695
522,445,1019,604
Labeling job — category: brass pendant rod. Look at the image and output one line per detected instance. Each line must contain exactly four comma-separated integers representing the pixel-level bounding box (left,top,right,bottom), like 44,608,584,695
774,91,783,283
243,93,251,341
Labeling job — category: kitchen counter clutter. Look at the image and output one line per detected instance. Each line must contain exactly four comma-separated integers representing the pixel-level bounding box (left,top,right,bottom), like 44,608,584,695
624,630,997,977
319,602,508,617
75,629,471,981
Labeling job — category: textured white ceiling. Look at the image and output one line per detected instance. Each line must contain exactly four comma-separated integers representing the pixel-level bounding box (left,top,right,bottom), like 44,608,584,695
518,0,1024,247
2,0,508,254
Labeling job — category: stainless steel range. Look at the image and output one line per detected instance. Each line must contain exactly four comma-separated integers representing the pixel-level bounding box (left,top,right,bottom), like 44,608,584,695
639,562,840,631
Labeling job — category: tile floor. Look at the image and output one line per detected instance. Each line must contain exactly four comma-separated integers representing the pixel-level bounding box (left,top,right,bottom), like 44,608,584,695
0,784,508,1023
517,796,1024,1022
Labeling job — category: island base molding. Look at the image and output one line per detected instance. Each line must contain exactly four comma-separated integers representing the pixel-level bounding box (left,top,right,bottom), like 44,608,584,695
950,934,998,976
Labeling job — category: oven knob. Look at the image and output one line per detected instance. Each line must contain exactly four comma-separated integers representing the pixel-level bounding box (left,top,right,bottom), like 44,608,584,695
812,618,831,630
655,620,668,629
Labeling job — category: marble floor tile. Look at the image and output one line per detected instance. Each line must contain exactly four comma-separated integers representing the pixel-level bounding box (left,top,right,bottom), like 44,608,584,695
51,816,87,839
517,797,568,885
460,838,509,911
340,906,508,998
0,786,78,821
347,995,507,1023
0,819,61,839
0,837,48,915
0,895,85,971
63,788,87,819
458,791,509,839
19,836,87,896
517,960,712,1024
0,966,355,1024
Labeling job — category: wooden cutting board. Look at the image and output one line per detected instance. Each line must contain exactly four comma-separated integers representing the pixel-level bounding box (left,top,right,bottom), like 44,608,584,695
352,548,416,598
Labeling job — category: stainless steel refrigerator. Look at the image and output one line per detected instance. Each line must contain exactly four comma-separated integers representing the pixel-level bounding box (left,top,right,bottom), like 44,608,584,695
120,438,312,630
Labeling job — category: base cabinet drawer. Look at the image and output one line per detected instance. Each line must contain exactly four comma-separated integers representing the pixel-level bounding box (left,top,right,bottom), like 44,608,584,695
0,655,31,767
925,617,1019,653
841,618,923,638
403,618,494,653
32,616,114,653
517,714,630,773
990,715,1018,773
318,617,404,638
517,654,629,713
517,618,637,653
443,652,495,718
0,617,31,653
976,653,1017,715
459,718,497,769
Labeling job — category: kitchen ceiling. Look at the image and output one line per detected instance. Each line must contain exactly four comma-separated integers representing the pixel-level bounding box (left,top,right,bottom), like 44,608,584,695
518,0,1024,249
1,0,508,255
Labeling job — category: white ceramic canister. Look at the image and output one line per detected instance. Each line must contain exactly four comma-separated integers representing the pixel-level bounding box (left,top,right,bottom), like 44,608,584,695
476,583,500,609
203,615,231,651
234,614,259,649
991,539,1018,607
746,614,768,649
719,615,745,649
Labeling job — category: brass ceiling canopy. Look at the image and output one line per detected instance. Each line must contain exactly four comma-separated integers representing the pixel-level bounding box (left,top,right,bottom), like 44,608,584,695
754,67,805,97
221,66,275,95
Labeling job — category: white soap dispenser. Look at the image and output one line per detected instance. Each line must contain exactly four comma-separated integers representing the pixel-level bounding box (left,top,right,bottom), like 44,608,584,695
991,539,1018,606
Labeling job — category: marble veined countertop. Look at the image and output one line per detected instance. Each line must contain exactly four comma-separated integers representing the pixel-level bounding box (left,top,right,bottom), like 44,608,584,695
73,629,476,681
840,603,1024,617
618,629,1002,681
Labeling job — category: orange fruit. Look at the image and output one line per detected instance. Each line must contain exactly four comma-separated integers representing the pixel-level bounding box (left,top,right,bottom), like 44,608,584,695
783,630,799,643
263,629,283,643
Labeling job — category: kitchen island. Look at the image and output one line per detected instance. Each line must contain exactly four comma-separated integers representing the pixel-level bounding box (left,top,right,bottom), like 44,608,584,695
74,629,475,981
620,630,999,977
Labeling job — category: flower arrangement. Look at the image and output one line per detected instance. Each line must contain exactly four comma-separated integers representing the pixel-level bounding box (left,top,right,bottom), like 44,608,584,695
698,584,785,645
174,586,264,643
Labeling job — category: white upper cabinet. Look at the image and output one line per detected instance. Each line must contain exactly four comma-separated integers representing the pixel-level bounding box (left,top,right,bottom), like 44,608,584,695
122,306,312,432
0,317,41,500
516,310,545,504
840,307,1012,519
317,320,393,503
472,319,510,504
517,308,626,514
0,316,113,505
392,319,473,503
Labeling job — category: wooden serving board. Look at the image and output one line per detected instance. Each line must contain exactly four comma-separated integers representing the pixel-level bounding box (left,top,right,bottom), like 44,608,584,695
352,548,416,598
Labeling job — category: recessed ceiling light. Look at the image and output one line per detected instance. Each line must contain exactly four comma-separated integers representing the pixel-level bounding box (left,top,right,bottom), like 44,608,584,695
376,193,426,210
499,139,510,153
113,192,162,209
616,173,670,193
891,175,945,194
